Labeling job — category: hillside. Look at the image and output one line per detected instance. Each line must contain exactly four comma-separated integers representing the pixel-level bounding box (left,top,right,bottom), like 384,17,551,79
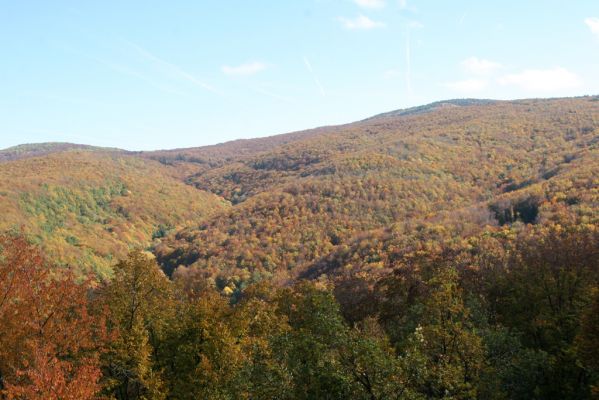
0,142,126,162
152,96,599,295
0,151,227,277
1,97,597,283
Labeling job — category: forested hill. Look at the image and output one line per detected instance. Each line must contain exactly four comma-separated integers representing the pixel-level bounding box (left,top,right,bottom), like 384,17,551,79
1,97,597,280
0,151,227,277
153,96,599,294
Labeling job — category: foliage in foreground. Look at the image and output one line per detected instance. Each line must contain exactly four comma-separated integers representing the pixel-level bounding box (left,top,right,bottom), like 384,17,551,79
1,219,599,399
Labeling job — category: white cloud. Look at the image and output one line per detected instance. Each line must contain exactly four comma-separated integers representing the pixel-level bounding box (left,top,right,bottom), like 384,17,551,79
498,67,581,91
461,57,502,75
354,0,385,9
444,79,488,93
222,61,267,76
398,0,417,12
338,15,386,30
585,17,599,37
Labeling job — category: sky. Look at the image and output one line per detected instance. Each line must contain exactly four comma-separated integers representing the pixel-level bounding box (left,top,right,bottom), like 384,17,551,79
1,0,598,151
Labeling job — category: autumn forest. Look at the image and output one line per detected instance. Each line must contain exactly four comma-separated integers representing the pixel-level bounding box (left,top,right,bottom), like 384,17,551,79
1,97,599,399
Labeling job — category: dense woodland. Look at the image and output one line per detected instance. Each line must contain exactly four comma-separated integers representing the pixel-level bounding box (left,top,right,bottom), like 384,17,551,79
1,96,598,398
0,152,226,277
1,223,599,399
154,97,599,295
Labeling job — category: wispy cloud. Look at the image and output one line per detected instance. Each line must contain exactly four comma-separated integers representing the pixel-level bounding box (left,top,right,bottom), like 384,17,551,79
405,21,423,96
303,57,326,97
461,57,502,75
398,0,417,12
91,56,187,96
444,78,488,93
354,0,385,9
585,17,599,37
338,15,386,30
405,32,412,95
498,67,581,91
125,41,219,94
222,61,268,76
52,40,190,97
247,85,293,103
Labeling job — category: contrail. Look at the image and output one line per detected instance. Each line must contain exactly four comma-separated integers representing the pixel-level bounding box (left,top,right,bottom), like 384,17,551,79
406,28,412,96
303,57,326,97
405,21,423,97
124,40,221,96
91,56,186,96
248,85,294,103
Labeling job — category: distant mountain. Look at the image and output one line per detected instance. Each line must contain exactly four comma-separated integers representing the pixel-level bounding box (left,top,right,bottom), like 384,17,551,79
0,142,126,162
2,96,597,282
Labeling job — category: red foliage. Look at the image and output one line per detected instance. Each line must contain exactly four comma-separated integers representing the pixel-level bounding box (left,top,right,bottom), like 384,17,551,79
0,235,106,399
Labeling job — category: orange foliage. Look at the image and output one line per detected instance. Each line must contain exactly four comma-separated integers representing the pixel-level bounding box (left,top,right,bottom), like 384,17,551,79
0,235,106,399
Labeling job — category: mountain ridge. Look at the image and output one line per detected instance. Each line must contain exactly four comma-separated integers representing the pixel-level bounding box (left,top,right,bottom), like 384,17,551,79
5,96,597,158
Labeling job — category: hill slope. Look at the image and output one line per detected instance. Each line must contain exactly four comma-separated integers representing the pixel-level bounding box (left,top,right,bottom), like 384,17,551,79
0,151,227,277
152,96,599,295
2,97,597,283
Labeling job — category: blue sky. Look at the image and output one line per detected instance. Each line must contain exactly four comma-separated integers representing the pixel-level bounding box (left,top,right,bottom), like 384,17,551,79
1,0,598,150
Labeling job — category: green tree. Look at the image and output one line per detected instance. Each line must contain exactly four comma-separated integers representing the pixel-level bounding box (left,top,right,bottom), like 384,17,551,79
273,282,416,400
340,317,422,400
576,288,599,398
406,267,485,399
273,282,353,399
99,251,173,400
161,289,246,400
